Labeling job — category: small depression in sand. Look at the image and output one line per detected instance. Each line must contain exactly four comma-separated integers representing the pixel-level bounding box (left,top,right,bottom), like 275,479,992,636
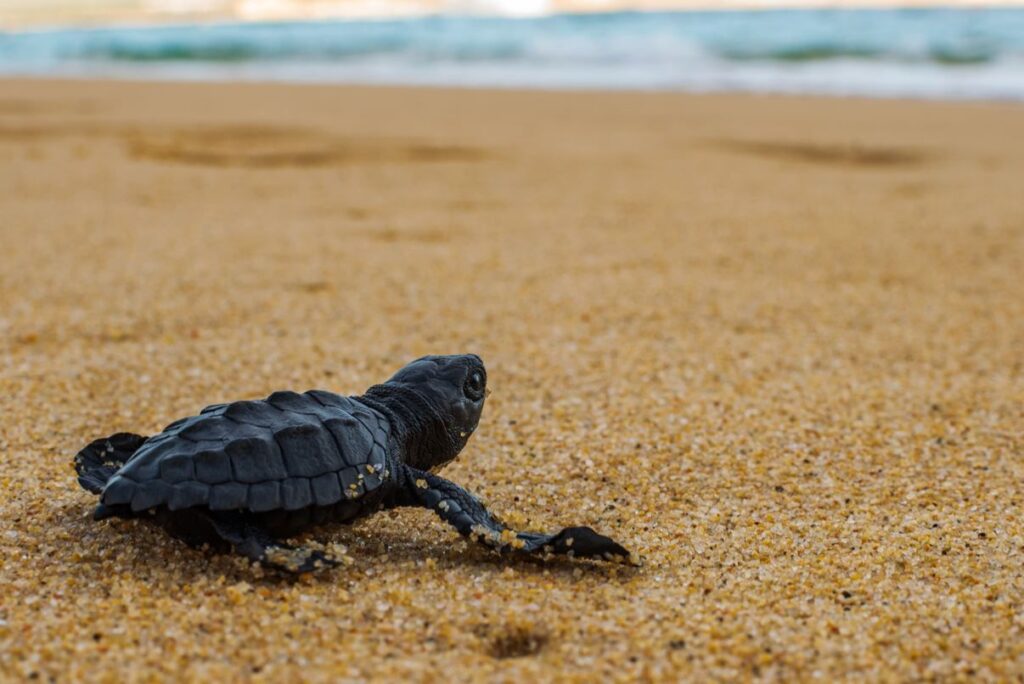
128,125,488,168
716,138,933,167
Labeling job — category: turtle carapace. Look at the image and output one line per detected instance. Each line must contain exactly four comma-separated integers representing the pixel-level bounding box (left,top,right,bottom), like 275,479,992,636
75,355,632,573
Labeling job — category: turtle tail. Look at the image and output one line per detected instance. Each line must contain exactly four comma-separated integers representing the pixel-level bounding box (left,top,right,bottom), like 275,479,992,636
74,432,148,495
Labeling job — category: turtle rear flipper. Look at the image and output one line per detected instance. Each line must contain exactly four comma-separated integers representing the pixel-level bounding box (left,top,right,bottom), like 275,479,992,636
206,513,341,574
74,432,148,494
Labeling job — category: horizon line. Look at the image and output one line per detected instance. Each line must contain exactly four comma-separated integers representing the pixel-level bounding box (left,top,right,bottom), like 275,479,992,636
4,0,1024,33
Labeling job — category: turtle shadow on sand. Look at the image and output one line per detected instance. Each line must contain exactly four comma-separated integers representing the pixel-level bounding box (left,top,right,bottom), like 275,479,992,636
332,520,641,580
55,503,637,586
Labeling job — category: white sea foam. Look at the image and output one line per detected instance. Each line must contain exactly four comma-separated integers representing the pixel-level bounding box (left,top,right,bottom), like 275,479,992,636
2,9,1023,100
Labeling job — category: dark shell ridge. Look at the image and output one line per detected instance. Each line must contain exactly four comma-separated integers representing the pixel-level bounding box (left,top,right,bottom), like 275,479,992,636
101,391,390,513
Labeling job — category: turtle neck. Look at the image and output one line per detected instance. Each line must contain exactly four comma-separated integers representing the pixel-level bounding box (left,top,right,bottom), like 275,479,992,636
358,383,461,471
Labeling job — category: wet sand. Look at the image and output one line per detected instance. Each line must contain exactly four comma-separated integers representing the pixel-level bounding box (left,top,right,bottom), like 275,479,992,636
1,79,1022,680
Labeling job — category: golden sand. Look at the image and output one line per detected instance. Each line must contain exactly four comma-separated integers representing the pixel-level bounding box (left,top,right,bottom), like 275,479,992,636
0,80,1022,681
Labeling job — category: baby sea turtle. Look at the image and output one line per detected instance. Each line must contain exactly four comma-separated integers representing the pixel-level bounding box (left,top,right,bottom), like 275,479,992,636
75,354,632,573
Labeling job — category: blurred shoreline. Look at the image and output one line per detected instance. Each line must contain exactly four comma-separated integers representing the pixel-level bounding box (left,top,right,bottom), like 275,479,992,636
4,0,1024,30
3,9,1023,101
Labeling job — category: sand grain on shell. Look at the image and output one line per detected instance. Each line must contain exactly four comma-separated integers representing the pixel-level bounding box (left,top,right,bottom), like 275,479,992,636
1,80,1023,681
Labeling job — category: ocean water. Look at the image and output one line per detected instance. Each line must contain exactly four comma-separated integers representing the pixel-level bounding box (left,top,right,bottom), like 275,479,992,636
2,9,1024,100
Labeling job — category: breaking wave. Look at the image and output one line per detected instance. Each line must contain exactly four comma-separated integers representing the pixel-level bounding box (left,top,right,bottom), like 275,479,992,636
2,9,1024,100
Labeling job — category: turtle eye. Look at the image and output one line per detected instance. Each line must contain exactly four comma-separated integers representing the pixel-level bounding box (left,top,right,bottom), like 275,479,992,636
464,371,485,400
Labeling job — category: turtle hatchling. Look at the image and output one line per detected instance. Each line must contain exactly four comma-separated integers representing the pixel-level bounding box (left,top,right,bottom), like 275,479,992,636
75,354,632,573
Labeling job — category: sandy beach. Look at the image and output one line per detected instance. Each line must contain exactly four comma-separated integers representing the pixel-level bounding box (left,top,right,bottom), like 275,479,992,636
1,79,1023,680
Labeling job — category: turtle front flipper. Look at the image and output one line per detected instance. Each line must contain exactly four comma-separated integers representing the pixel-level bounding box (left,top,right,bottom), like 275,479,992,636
513,526,633,562
399,467,634,564
206,513,340,575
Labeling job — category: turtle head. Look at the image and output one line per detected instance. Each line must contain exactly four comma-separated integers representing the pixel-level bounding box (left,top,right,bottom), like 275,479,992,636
366,354,487,470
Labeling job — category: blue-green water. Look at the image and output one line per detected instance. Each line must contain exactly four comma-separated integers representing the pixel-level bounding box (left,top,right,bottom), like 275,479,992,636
2,9,1023,99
